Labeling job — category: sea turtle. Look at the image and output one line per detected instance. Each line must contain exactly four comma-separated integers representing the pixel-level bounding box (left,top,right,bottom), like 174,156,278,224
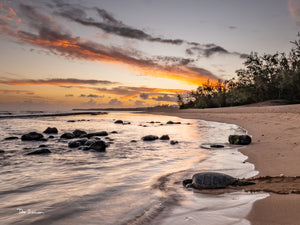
183,172,255,189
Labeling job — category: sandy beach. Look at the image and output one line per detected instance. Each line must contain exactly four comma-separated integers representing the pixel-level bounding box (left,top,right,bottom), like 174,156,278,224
150,103,300,225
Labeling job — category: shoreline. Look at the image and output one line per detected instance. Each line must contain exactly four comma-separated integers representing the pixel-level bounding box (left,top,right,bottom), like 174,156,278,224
148,104,300,225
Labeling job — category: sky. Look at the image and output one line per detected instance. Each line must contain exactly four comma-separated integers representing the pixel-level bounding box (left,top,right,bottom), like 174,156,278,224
0,0,299,110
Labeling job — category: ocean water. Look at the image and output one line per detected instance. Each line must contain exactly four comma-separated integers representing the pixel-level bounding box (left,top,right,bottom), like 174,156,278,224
0,111,268,225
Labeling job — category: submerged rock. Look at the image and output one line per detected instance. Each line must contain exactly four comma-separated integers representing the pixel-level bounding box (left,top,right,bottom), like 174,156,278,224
39,144,47,148
60,133,75,139
26,149,51,155
85,131,108,138
210,144,225,148
68,141,82,148
68,138,88,148
73,129,87,138
228,135,252,145
114,120,123,124
170,140,179,145
21,132,44,141
142,135,159,141
89,140,107,152
84,139,96,146
160,135,170,140
4,136,18,140
166,121,181,125
43,127,58,134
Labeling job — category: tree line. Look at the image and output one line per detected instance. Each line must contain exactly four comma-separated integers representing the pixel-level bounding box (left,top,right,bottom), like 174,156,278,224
177,35,300,109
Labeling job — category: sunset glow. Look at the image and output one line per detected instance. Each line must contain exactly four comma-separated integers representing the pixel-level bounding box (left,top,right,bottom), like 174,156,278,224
0,0,298,110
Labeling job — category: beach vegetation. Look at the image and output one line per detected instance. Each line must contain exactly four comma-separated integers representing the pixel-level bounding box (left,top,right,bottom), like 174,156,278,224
178,34,300,109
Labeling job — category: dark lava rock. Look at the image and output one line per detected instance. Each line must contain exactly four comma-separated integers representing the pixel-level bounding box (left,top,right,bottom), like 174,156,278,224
60,133,75,139
67,120,76,123
85,131,108,138
26,149,51,155
130,140,137,143
170,140,179,145
43,127,58,134
166,121,181,125
111,131,118,134
0,150,5,153
4,136,18,140
114,120,123,124
48,135,55,139
39,144,47,148
84,139,96,146
142,135,159,141
77,138,88,144
68,140,82,148
89,140,107,152
21,132,44,141
210,144,225,148
160,135,170,140
228,135,252,145
105,137,114,141
73,129,87,138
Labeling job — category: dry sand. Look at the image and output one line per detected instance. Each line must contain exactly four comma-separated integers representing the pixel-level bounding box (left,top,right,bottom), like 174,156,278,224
150,103,300,225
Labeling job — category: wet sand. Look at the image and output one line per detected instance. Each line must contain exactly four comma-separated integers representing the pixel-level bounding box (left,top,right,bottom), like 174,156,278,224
149,103,300,225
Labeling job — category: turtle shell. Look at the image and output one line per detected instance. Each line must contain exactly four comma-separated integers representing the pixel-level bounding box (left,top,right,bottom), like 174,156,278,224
192,172,237,189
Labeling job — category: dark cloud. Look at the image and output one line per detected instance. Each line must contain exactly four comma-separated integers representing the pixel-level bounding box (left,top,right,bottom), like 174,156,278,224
94,86,186,98
140,93,149,99
0,78,119,86
79,94,104,98
108,98,122,106
204,46,229,57
87,94,104,98
186,44,247,59
59,85,186,98
19,3,63,32
154,56,194,66
151,94,177,102
95,8,124,26
228,26,237,30
56,5,184,45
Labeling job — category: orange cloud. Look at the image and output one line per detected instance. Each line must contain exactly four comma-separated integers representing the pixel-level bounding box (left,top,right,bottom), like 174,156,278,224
17,31,217,86
0,3,220,88
0,22,217,87
0,2,21,24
